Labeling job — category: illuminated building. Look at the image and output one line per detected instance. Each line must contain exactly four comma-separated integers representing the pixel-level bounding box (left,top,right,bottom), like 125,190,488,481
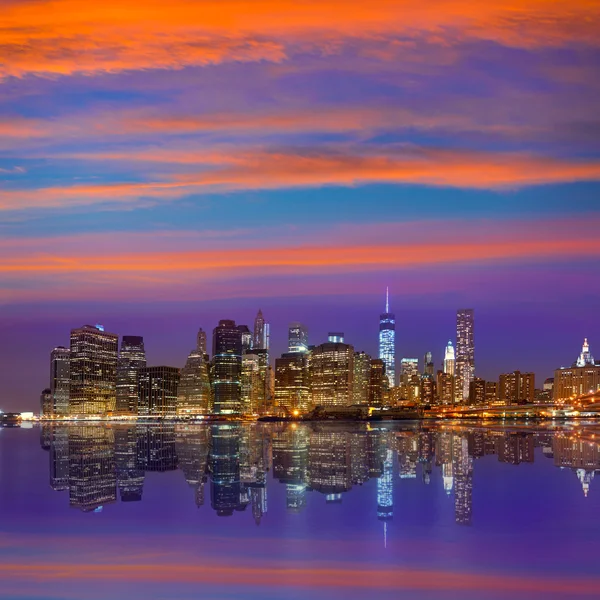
436,370,454,405
485,381,498,404
423,351,434,376
116,335,146,414
288,322,309,353
68,426,116,512
238,324,252,352
175,425,210,507
443,340,455,376
554,339,600,401
138,366,180,417
468,377,486,405
178,332,211,415
69,325,118,416
498,371,535,404
40,388,52,416
455,309,475,402
274,352,309,415
212,320,243,415
309,340,354,408
353,351,371,405
50,346,70,416
242,353,261,414
253,309,269,352
400,358,419,383
378,288,396,387
420,374,435,405
576,338,595,367
368,359,387,406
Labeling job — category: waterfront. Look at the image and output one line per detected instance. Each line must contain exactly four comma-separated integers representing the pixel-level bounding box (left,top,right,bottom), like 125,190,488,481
0,422,599,599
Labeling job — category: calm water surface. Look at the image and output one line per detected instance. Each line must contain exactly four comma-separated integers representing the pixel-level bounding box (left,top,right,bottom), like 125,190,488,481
0,422,599,599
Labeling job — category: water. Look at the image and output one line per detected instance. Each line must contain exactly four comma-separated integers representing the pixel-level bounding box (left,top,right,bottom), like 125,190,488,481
0,422,599,599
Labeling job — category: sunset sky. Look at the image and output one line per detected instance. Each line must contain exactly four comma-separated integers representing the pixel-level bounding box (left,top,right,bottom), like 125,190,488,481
1,0,599,410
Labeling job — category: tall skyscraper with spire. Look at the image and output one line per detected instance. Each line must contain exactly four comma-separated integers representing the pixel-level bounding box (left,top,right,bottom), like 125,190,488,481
378,288,396,387
253,309,269,352
455,309,475,402
443,340,455,375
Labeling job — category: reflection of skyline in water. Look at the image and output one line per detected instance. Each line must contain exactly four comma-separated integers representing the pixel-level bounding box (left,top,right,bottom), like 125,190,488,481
39,423,600,525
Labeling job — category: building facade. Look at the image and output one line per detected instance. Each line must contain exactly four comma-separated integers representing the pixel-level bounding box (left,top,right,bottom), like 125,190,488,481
288,322,309,353
116,335,146,414
455,309,475,403
309,341,354,408
378,289,396,387
212,320,243,415
274,352,310,414
499,371,535,404
138,366,180,417
69,325,118,416
50,346,70,416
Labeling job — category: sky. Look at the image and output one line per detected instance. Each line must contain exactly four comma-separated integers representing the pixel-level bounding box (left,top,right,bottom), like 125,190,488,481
1,1,599,410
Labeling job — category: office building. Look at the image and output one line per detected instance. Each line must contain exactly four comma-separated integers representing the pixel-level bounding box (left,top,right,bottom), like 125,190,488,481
274,352,310,414
400,358,419,383
50,346,70,416
353,351,371,405
456,309,475,403
212,320,243,415
468,377,486,405
253,309,269,351
423,351,434,376
138,366,180,417
378,288,396,387
288,322,309,353
437,370,454,405
554,339,600,401
178,344,211,416
69,324,118,416
309,340,354,408
499,371,535,405
238,325,252,352
443,340,455,376
116,335,146,414
368,359,387,406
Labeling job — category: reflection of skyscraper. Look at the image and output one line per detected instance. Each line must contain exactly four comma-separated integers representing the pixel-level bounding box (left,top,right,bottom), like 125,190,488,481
273,425,309,513
116,336,146,414
175,425,210,506
49,426,69,491
379,288,396,387
115,426,145,502
209,424,241,516
377,448,394,521
456,309,475,403
353,351,371,405
453,435,473,525
288,323,309,353
50,346,70,416
68,426,116,512
308,429,352,496
137,425,178,472
212,320,243,415
69,325,118,416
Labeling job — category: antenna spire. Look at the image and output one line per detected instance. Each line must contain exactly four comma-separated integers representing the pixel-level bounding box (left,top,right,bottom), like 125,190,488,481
385,287,389,313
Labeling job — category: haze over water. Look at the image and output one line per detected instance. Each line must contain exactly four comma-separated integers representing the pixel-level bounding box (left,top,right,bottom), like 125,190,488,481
1,422,599,599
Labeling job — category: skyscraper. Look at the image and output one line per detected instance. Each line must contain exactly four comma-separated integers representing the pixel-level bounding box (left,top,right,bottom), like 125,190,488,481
69,325,118,416
309,340,354,408
116,336,146,414
455,309,475,403
423,351,434,376
352,351,371,405
274,352,310,414
288,322,309,353
178,347,211,416
253,309,269,351
443,340,455,376
138,366,180,417
50,346,70,416
212,319,243,415
196,328,207,355
379,288,395,387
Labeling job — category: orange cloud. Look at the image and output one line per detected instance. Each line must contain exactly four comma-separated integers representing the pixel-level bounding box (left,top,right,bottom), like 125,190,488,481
2,147,599,211
2,1,598,78
0,560,598,595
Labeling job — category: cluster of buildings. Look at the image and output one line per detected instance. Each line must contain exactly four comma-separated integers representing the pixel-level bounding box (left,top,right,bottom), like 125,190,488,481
40,423,600,521
39,294,600,419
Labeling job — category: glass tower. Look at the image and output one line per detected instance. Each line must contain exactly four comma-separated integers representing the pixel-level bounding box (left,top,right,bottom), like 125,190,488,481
456,309,475,403
116,336,146,414
378,288,396,387
50,346,70,416
212,320,243,415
